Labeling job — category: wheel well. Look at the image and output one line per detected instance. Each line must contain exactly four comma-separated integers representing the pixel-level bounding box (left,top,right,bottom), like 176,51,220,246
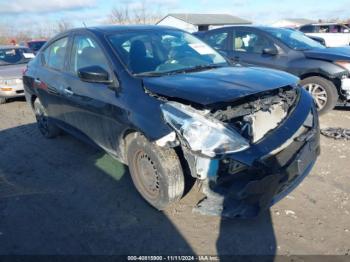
299,72,340,91
119,129,138,164
30,95,37,109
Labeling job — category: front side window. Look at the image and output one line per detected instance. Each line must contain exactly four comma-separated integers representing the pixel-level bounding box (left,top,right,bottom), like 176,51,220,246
299,25,314,33
70,35,109,75
43,37,68,70
265,27,325,50
233,31,275,53
108,30,227,75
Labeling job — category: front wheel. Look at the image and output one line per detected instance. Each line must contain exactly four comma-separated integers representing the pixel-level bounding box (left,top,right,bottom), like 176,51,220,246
301,76,338,115
126,133,184,210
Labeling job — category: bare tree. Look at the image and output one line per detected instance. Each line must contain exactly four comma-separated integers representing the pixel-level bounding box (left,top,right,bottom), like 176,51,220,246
109,5,131,24
107,2,164,25
57,19,73,33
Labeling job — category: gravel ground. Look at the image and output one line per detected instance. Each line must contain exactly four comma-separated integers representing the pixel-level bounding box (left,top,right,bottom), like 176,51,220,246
0,98,349,256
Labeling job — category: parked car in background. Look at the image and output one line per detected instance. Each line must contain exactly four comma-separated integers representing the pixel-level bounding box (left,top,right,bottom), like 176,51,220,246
195,26,350,114
305,35,326,46
26,40,47,54
23,26,320,218
299,23,350,47
0,46,35,104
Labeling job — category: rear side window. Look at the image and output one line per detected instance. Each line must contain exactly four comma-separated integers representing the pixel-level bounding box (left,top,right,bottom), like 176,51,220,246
42,37,68,70
206,31,229,51
299,25,315,33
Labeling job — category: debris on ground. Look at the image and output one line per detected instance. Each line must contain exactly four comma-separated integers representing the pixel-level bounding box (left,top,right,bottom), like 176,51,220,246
321,128,350,140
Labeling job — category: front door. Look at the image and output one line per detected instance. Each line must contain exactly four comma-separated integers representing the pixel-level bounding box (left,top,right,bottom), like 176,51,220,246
63,34,124,153
230,29,287,70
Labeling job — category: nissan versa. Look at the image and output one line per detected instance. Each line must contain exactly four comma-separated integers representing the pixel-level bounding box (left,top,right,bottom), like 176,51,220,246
23,26,320,218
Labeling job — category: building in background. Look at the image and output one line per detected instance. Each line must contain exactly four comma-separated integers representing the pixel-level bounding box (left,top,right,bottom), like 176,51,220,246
156,13,251,32
271,18,316,28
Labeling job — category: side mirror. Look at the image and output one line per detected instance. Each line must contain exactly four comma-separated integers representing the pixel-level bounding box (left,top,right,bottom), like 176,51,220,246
262,47,278,56
78,65,112,84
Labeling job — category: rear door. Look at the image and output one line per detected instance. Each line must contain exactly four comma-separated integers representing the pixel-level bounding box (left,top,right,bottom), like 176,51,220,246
230,28,288,70
63,33,124,152
34,36,71,124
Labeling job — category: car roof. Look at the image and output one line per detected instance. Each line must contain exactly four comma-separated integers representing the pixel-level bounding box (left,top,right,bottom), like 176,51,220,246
69,25,179,34
201,25,288,32
27,39,47,42
0,45,28,49
308,23,348,26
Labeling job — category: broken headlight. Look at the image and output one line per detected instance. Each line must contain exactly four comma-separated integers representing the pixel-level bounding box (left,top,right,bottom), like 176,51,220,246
160,102,249,157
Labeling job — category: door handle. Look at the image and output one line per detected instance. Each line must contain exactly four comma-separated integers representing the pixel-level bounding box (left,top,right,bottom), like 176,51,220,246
63,87,74,96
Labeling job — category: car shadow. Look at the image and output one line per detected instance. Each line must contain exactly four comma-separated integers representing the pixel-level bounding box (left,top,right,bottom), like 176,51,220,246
335,105,350,112
0,123,276,257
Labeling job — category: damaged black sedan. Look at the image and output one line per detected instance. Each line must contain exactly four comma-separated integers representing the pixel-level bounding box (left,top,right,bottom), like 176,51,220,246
23,26,320,218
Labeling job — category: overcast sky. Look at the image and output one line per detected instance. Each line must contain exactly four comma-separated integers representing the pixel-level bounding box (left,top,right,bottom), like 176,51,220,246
0,0,349,30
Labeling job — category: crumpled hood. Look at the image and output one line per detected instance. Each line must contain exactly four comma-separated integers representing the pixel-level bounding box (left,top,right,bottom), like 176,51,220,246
304,47,350,62
0,64,26,79
143,66,299,105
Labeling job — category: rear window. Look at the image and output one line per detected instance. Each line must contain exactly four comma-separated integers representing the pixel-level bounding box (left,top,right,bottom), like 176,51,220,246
28,41,46,52
0,48,35,66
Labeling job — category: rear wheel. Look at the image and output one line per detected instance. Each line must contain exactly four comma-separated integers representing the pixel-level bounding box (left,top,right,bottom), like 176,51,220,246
0,97,6,104
126,133,184,210
33,99,61,138
301,76,338,115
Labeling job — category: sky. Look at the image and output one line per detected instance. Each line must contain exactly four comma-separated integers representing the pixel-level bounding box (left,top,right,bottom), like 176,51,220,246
0,0,349,32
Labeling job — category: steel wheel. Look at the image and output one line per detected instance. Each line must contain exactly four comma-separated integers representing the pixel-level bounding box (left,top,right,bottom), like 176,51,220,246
132,150,160,201
126,133,184,210
304,83,328,110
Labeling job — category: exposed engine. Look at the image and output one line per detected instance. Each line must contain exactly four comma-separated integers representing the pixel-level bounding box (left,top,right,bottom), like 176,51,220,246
211,87,298,143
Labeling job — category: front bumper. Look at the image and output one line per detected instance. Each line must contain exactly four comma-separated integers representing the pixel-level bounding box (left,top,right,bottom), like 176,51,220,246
0,80,24,98
192,89,320,218
341,77,350,101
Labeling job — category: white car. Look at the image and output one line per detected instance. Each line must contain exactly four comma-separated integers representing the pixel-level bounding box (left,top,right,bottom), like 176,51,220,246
299,23,350,47
0,46,35,104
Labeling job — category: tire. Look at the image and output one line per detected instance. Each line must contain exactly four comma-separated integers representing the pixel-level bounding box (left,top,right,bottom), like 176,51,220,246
0,97,6,104
126,133,185,210
33,99,61,138
301,76,338,115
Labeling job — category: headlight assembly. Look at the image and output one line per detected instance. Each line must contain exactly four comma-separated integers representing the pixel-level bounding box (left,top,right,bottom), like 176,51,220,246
335,61,350,72
0,79,21,85
160,102,249,157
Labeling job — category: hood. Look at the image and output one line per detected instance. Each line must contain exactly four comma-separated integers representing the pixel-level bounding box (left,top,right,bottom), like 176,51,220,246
0,63,26,79
304,47,350,61
143,66,299,105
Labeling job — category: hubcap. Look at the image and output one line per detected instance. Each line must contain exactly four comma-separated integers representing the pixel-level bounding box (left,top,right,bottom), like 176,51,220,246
133,150,160,200
303,83,327,110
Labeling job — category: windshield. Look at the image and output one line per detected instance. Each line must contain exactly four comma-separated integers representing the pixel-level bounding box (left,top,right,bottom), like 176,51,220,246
0,48,35,66
265,28,325,50
28,41,46,51
108,29,228,75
